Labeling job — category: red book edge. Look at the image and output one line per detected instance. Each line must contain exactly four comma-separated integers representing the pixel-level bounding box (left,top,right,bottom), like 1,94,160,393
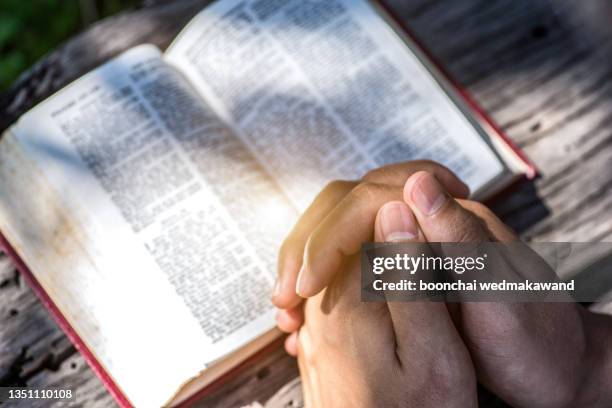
0,232,287,408
376,0,538,179
0,233,133,408
0,2,536,406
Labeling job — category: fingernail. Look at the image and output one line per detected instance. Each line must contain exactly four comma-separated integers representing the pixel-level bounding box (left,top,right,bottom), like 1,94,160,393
378,202,417,242
410,173,447,215
295,265,306,297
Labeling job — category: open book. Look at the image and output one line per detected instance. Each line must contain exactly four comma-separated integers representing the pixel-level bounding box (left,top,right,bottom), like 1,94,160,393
0,0,533,406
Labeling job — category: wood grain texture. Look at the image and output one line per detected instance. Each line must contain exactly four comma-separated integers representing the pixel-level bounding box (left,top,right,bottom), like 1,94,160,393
1,0,612,406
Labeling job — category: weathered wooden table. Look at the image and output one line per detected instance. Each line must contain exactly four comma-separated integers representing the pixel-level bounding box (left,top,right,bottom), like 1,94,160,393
2,0,612,406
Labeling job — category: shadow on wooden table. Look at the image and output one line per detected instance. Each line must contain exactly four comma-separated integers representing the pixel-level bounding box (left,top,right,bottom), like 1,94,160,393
488,178,551,237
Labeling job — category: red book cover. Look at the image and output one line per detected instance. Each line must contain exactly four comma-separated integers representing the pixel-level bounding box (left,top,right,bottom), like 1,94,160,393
0,233,133,408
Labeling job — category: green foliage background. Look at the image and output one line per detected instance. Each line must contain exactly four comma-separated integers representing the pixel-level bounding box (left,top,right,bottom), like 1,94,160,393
0,0,140,91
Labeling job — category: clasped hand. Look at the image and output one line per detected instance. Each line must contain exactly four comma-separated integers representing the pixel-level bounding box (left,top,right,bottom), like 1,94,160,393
272,161,612,408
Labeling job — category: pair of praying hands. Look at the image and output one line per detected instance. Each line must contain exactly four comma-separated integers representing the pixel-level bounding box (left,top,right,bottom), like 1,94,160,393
272,161,612,408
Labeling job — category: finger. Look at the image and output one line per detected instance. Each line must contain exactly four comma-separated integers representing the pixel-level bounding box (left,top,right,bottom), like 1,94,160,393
459,200,518,242
298,175,465,297
274,180,357,308
403,173,543,293
363,160,470,198
276,162,469,306
389,300,473,378
372,203,474,378
403,171,490,243
374,201,422,243
296,182,402,297
276,307,303,333
308,258,399,366
284,331,298,356
373,201,427,303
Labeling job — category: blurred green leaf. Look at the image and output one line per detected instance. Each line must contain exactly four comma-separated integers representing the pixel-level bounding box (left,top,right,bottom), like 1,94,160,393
0,15,21,47
0,53,26,86
0,0,141,91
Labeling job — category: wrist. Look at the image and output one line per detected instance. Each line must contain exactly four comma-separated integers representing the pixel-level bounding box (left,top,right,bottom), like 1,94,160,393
574,308,612,407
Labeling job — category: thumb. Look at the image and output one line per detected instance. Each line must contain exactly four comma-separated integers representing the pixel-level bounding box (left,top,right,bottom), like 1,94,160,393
403,171,489,243
373,201,475,385
374,201,421,243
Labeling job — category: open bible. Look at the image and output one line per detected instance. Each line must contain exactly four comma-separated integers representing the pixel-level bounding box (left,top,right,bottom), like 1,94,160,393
0,0,533,406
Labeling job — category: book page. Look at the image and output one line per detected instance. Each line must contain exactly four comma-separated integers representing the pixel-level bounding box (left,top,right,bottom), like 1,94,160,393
165,0,505,209
2,45,294,406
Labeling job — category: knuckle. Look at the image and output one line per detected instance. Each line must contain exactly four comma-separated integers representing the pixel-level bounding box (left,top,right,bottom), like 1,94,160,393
423,159,451,173
362,160,449,183
362,167,387,182
410,159,443,174
417,159,438,168
350,181,383,200
322,179,355,195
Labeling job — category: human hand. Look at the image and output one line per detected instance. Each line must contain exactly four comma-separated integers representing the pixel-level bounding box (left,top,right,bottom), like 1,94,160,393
294,242,477,407
276,166,612,408
272,161,470,346
381,171,600,408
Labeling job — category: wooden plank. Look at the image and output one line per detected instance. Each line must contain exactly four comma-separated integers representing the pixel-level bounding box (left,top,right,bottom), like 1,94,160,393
387,0,612,242
1,0,612,406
